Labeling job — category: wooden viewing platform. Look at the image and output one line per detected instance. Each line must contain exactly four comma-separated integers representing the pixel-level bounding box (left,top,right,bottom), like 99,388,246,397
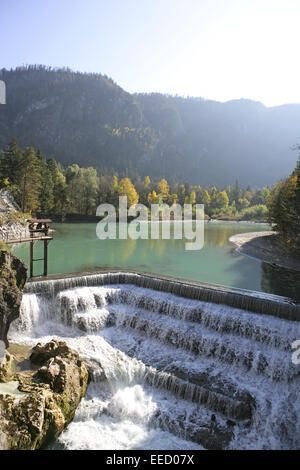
3,219,54,278
28,219,53,278
5,236,53,245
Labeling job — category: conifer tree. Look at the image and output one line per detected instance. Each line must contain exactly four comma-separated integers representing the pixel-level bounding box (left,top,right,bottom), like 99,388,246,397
268,153,300,255
19,146,40,213
47,158,68,218
36,149,54,216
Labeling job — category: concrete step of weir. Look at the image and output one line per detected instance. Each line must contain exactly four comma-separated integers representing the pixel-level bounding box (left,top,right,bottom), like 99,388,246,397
24,270,300,321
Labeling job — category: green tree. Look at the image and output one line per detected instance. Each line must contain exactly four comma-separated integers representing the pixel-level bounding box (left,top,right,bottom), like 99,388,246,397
252,188,270,205
19,146,41,213
36,149,54,216
242,204,268,221
80,167,99,215
231,179,241,206
216,190,229,210
238,197,250,210
65,164,81,213
268,156,300,255
47,158,68,218
201,190,211,207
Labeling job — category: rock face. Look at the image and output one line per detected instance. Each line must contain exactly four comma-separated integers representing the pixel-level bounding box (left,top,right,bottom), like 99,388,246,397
0,250,27,348
0,340,88,450
0,352,15,382
0,190,29,242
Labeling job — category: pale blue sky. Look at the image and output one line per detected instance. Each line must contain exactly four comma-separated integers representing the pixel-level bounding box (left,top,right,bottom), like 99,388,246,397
1,0,300,106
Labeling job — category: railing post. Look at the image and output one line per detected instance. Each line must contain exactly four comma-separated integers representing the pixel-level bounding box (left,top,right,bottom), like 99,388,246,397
43,239,48,277
30,241,34,278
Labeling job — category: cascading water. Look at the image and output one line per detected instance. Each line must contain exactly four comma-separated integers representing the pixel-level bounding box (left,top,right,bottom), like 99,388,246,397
9,272,300,450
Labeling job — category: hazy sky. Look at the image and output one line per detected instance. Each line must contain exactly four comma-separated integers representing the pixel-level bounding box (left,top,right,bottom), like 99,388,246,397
1,0,300,106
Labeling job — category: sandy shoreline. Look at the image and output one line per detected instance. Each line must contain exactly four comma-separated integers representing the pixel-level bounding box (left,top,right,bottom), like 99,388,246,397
229,231,300,272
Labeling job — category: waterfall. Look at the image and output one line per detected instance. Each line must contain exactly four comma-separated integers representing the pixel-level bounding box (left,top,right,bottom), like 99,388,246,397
10,272,300,450
24,271,300,321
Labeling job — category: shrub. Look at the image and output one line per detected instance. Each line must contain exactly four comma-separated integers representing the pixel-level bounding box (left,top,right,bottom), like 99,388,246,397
241,204,268,220
6,211,28,226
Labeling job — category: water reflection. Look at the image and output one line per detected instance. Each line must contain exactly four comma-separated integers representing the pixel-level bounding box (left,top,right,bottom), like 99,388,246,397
205,225,235,247
261,262,300,304
12,222,300,302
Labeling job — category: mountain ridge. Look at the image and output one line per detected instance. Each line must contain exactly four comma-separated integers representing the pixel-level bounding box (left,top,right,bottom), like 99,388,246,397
0,65,299,187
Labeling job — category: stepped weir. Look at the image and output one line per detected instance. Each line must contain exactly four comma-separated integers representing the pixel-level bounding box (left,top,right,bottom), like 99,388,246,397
24,271,300,320
11,271,300,450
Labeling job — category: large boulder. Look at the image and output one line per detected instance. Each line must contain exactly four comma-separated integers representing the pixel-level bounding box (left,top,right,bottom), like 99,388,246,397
0,340,88,450
30,340,89,423
0,250,27,348
0,351,15,382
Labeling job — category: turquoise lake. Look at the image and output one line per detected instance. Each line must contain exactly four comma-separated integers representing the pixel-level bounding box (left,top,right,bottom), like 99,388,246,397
13,221,300,301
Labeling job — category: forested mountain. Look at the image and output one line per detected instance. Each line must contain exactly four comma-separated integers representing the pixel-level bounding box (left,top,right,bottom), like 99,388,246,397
0,65,299,187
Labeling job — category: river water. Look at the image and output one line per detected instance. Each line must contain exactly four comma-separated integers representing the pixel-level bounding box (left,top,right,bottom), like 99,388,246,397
13,221,300,301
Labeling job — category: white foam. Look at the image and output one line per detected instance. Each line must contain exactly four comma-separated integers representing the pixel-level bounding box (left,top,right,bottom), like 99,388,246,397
9,283,300,450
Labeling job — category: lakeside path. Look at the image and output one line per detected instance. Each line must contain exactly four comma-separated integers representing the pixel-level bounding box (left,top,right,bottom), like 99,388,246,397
229,231,300,272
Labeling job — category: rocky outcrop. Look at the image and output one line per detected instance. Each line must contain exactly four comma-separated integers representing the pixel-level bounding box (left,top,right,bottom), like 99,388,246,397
0,340,88,450
0,190,29,242
0,352,15,382
0,250,27,348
